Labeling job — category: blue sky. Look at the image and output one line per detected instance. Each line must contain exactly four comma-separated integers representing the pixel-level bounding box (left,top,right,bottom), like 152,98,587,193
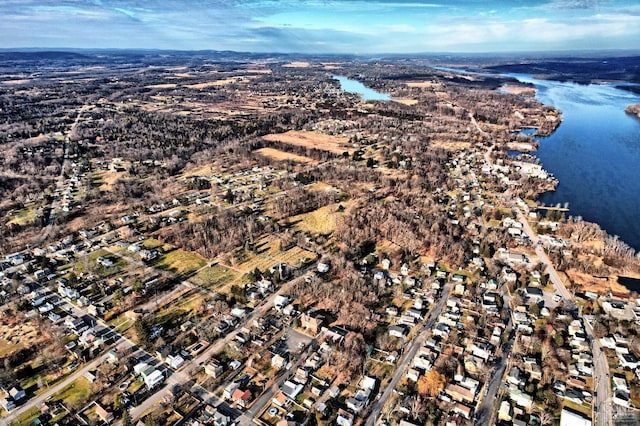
2,0,639,53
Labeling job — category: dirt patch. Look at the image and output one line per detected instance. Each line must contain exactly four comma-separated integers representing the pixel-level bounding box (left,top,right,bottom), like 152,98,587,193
262,130,351,155
255,147,318,164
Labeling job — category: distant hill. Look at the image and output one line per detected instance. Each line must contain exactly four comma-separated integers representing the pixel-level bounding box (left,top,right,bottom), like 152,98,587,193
0,51,91,61
484,56,640,85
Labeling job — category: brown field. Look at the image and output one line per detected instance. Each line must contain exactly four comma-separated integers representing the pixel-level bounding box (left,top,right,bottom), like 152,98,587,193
282,61,311,68
187,76,257,89
286,201,354,235
500,84,536,95
0,322,40,358
394,98,419,106
566,269,630,295
2,79,31,85
430,139,471,151
506,142,536,152
97,170,128,190
145,83,177,89
255,147,318,164
262,130,351,155
183,162,215,178
406,81,437,88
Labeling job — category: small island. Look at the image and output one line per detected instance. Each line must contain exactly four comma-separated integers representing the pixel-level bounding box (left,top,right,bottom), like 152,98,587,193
625,103,640,118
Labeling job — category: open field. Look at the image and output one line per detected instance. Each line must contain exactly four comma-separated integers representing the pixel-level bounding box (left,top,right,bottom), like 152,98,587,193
155,248,207,277
566,269,631,295
394,98,419,106
9,406,41,426
262,130,351,155
282,61,311,68
255,147,318,164
500,83,536,95
233,235,317,273
286,201,352,235
145,83,177,89
95,170,128,191
0,322,41,357
7,208,37,226
429,139,471,151
182,162,215,178
405,81,441,89
187,76,257,89
190,263,241,291
54,377,92,408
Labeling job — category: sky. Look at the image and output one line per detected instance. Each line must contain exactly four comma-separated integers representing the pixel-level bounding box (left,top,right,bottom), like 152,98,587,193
2,0,640,53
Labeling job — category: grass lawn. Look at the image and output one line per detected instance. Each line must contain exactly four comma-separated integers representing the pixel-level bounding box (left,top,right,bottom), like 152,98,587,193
142,237,166,250
9,406,40,426
72,248,127,276
0,339,22,358
286,201,351,235
7,208,37,226
154,292,202,326
190,264,241,291
107,313,132,334
53,377,92,408
155,248,207,277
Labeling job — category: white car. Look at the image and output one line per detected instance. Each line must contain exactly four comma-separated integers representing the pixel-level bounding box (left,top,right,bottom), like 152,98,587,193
552,294,562,303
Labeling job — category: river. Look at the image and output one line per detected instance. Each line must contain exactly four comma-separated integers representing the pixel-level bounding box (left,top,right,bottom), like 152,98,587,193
509,74,640,252
334,75,391,101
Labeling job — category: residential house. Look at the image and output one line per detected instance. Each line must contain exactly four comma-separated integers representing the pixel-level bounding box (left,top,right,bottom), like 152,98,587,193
445,384,474,404
231,388,252,408
498,401,513,421
205,360,225,378
619,352,640,369
223,382,240,400
281,380,303,401
336,409,354,426
8,386,25,402
389,325,408,339
272,354,288,369
301,311,325,335
272,392,288,407
95,403,114,423
508,388,533,410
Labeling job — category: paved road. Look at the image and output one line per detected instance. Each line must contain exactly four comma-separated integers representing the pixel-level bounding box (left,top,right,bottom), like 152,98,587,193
128,268,316,422
365,284,452,426
38,105,88,244
514,201,610,426
3,336,124,424
476,310,514,425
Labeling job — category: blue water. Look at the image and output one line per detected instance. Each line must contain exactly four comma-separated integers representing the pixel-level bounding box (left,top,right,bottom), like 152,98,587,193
334,75,391,101
509,74,640,251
